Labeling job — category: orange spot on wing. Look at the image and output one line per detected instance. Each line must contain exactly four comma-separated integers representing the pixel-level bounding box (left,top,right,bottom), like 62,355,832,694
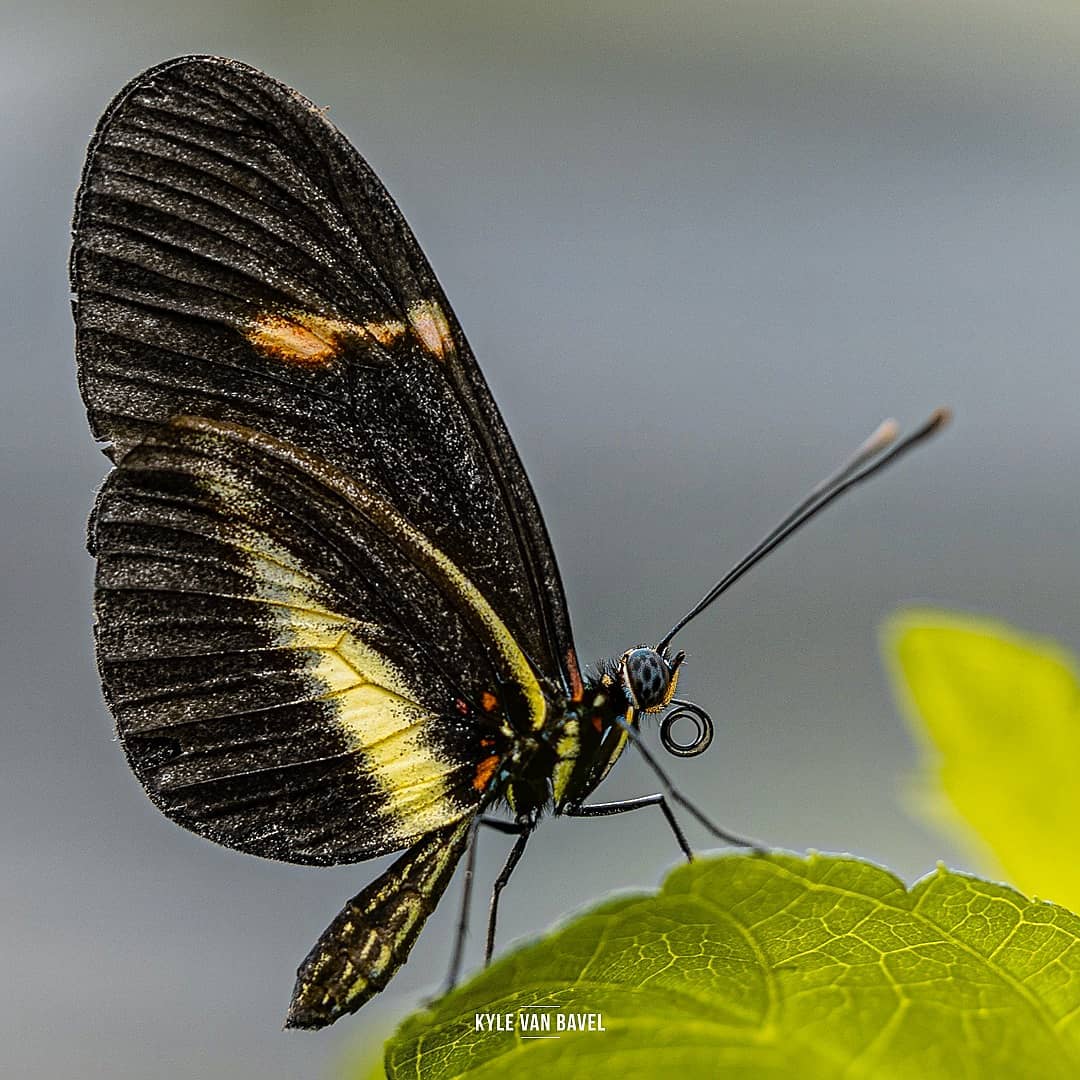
472,753,501,792
481,691,498,713
247,314,337,363
364,318,407,347
407,299,455,360
246,311,406,364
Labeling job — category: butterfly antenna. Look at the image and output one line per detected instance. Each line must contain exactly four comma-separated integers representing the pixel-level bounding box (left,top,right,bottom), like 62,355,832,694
656,408,951,652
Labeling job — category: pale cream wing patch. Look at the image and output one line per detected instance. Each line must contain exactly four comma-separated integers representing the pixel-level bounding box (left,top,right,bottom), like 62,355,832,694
224,503,468,844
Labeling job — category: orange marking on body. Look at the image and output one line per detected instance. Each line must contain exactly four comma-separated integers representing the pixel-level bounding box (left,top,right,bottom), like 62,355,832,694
480,737,495,748
472,753,500,792
407,299,454,360
246,311,405,364
481,691,498,713
565,649,585,702
592,715,603,733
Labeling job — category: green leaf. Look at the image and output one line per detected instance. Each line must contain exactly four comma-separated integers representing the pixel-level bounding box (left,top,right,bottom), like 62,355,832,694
885,609,1080,910
378,853,1080,1080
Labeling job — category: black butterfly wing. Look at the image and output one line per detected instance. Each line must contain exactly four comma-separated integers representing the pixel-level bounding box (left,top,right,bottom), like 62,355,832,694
72,54,582,703
73,56,581,865
91,416,542,863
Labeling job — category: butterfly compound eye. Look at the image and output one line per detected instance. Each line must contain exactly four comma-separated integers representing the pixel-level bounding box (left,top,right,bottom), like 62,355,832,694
622,647,672,710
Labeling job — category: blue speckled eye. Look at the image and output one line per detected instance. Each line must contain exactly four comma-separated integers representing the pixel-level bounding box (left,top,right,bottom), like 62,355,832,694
621,647,672,710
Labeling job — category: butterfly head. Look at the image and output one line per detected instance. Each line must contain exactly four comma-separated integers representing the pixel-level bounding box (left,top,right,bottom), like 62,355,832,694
612,646,715,759
619,646,683,712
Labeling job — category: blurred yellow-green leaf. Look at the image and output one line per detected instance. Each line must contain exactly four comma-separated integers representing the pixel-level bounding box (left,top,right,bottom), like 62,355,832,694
367,853,1080,1080
886,609,1080,909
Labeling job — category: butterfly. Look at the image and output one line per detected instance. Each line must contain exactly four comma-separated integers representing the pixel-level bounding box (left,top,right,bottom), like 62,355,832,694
71,56,948,1030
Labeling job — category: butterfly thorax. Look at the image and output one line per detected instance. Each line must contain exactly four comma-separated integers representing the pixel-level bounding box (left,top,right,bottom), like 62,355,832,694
548,645,685,813
498,643,685,819
554,675,637,810
495,677,628,818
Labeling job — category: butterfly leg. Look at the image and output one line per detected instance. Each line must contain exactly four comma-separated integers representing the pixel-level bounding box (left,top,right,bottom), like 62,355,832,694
484,816,536,965
480,816,532,835
441,815,530,995
565,795,694,862
440,817,483,997
613,715,764,851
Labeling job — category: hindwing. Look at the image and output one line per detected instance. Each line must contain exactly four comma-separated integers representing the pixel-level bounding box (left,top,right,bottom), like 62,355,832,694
91,417,537,864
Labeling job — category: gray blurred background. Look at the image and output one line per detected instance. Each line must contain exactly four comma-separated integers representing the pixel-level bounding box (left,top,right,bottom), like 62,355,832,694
5,1,1080,1077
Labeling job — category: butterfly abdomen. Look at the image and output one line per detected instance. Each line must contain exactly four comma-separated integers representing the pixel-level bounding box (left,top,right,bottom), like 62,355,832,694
286,819,472,1029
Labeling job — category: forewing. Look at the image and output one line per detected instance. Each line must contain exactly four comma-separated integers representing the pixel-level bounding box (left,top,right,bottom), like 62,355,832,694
72,54,581,701
91,418,528,864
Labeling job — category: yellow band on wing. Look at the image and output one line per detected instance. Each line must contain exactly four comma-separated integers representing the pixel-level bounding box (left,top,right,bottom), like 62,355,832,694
177,415,547,733
200,496,460,839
